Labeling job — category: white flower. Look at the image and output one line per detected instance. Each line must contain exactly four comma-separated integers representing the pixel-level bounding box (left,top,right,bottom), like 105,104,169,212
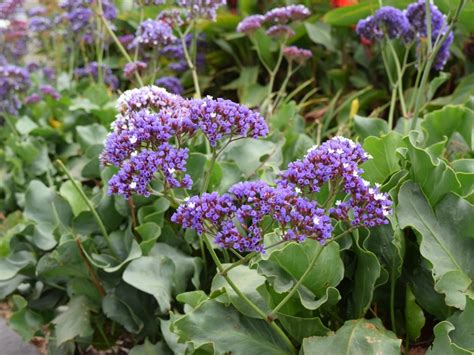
335,200,342,206
130,181,137,189
168,168,175,174
0,20,10,29
131,151,138,157
210,112,217,118
374,193,385,201
129,135,138,144
336,148,344,155
295,187,301,194
313,216,320,225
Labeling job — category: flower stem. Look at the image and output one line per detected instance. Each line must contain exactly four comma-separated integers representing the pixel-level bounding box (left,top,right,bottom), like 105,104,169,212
203,236,296,353
96,0,144,87
55,160,114,255
75,237,105,297
178,24,201,98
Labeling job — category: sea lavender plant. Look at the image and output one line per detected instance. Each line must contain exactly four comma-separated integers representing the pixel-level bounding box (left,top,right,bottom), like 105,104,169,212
155,76,184,95
75,62,119,89
132,19,176,48
263,5,311,24
172,181,333,253
236,15,265,34
283,46,313,63
39,85,61,100
176,0,226,21
123,61,147,79
278,136,392,228
188,96,268,146
0,64,30,114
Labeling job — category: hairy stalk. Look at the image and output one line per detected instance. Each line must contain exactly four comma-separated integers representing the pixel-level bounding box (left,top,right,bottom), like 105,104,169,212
411,0,466,130
178,24,201,98
96,0,144,86
55,160,115,256
76,237,105,297
203,236,296,353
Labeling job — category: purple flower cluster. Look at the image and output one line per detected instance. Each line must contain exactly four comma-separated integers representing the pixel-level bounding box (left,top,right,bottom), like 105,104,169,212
283,46,313,63
356,1,453,70
172,181,332,253
0,0,22,19
59,0,116,43
123,61,147,79
0,19,28,61
176,0,226,21
29,16,52,33
102,86,269,198
405,0,452,70
132,19,176,48
39,85,61,100
0,64,30,114
188,96,268,146
237,5,310,36
138,0,165,5
155,76,184,95
161,34,206,73
278,136,392,228
75,62,119,90
157,9,184,27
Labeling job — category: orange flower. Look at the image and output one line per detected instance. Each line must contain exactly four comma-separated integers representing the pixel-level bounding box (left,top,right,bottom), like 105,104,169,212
331,0,358,8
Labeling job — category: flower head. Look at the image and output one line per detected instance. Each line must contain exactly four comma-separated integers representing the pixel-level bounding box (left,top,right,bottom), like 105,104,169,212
0,64,30,114
155,76,184,95
264,5,310,24
188,96,268,146
132,19,176,48
237,15,265,34
176,0,226,21
123,61,147,79
266,25,295,39
283,46,313,63
39,85,60,100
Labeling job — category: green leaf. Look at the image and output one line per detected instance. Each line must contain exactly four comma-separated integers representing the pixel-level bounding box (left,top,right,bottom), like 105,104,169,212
301,319,401,355
452,159,474,197
122,244,201,313
421,106,473,151
427,321,471,355
445,297,474,351
397,182,474,309
9,308,43,341
271,101,299,132
323,0,410,26
261,239,344,311
361,132,404,183
52,296,94,345
211,264,270,318
403,132,462,206
224,139,282,176
405,286,425,341
135,222,161,255
278,313,330,344
0,251,35,281
76,124,108,150
129,339,171,355
354,115,389,140
172,300,293,354
306,22,335,51
351,230,381,318
103,293,144,334
59,181,89,217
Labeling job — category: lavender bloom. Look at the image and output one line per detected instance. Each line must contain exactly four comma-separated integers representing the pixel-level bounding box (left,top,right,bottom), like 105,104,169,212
27,6,47,17
102,86,195,197
40,85,60,100
0,64,30,114
283,46,313,63
172,181,333,253
405,0,446,38
264,5,310,24
156,9,184,27
374,7,411,41
29,16,52,32
155,76,184,95
237,15,265,34
75,62,119,90
355,16,381,41
43,67,55,81
123,61,147,79
434,30,453,70
138,0,166,5
132,19,176,48
278,136,392,227
119,34,135,47
176,0,226,21
405,0,452,69
0,19,28,61
266,25,295,39
0,0,22,19
25,93,41,104
161,34,206,73
188,96,268,146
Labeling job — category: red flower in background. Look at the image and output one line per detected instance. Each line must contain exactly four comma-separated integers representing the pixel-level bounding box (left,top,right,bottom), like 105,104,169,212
331,0,358,8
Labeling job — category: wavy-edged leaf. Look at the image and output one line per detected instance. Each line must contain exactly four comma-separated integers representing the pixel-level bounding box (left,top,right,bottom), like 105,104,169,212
397,182,474,309
172,300,292,354
301,318,401,354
